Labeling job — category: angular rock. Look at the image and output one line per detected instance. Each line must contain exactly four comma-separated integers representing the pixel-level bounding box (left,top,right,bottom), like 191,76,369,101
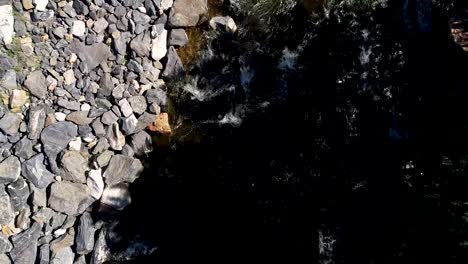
168,28,188,47
101,183,132,210
63,69,76,86
121,114,138,135
0,112,21,135
135,112,156,132
101,110,118,125
32,207,54,224
95,150,113,168
147,112,171,134
103,154,143,185
87,168,104,199
22,0,34,10
34,0,48,11
48,181,94,216
9,222,42,264
24,71,48,99
118,98,133,118
14,137,35,159
6,177,29,212
168,0,208,27
71,20,86,37
0,4,14,45
151,24,167,61
10,89,28,110
28,106,46,140
0,233,12,254
209,16,238,33
0,155,20,184
161,46,184,79
15,207,31,230
74,255,86,264
31,186,47,207
22,154,55,189
59,150,88,183
50,228,74,254
0,70,17,91
41,121,78,174
128,95,147,115
66,111,93,125
129,131,153,156
71,41,111,73
130,31,151,57
107,122,125,151
76,212,95,254
51,247,74,264
145,87,167,106
93,18,108,34
158,0,173,11
0,187,14,225
38,244,50,264
73,0,89,15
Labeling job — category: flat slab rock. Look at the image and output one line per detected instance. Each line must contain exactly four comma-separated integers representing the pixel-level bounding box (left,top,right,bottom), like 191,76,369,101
103,154,143,185
48,181,95,216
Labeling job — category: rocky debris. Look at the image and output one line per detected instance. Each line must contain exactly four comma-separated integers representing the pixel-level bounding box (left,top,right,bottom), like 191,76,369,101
27,106,46,140
103,154,143,185
0,155,21,184
151,24,168,61
168,0,208,27
130,130,153,156
48,181,94,216
7,177,29,212
22,153,55,189
10,89,28,110
162,46,184,78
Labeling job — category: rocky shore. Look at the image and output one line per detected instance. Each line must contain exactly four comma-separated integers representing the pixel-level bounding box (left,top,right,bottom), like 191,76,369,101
0,0,225,262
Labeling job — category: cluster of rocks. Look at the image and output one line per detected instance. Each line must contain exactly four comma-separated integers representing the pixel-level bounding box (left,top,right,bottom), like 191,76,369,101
0,0,210,262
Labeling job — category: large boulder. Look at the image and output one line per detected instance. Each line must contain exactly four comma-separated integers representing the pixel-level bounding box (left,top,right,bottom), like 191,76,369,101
168,0,208,27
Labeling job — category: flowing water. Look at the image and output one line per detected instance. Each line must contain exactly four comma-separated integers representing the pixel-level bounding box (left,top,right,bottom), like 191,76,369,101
106,0,468,263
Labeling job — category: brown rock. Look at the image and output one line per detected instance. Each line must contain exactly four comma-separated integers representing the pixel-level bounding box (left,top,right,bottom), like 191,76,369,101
147,113,171,134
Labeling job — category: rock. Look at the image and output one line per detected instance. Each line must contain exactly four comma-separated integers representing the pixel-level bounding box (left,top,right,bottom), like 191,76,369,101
48,181,94,216
128,96,147,115
100,183,131,210
74,255,86,264
0,112,21,135
90,229,109,264
66,111,93,125
118,99,133,118
31,186,47,207
87,168,104,199
0,155,20,184
50,228,74,254
145,87,167,106
102,154,143,185
95,150,113,168
32,207,54,224
55,112,66,121
51,247,74,264
25,71,48,99
63,69,76,86
73,0,89,15
112,31,127,55
28,106,46,140
127,59,144,73
129,131,152,156
168,28,188,47
68,137,82,151
0,233,12,254
71,20,86,37
71,41,111,73
151,24,167,61
41,121,78,174
168,0,208,27
0,70,17,91
59,150,88,183
0,4,14,45
130,31,151,57
101,110,118,125
9,222,42,264
93,18,108,34
161,46,184,79
0,187,14,225
107,122,125,151
135,112,156,133
209,16,237,33
22,153,55,189
16,207,31,230
38,244,50,264
22,0,34,10
10,89,28,110
121,114,138,135
147,112,171,134
76,212,95,254
148,103,161,114
34,0,48,11
158,0,173,11
91,119,106,137
14,137,36,159
6,177,29,212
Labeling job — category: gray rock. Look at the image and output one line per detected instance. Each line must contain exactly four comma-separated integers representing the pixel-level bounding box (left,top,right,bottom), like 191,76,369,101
112,32,127,55
95,150,113,168
121,114,138,135
15,207,31,230
168,28,188,47
59,151,89,183
48,181,94,216
93,18,109,34
0,112,21,135
38,244,50,264
71,41,111,73
103,154,143,185
65,111,94,125
76,212,95,254
41,121,78,174
128,95,147,115
91,119,106,137
135,112,156,133
0,70,17,91
31,186,47,207
130,131,153,156
101,183,131,210
157,0,173,11
71,20,86,37
90,229,109,264
132,10,150,25
0,233,12,254
168,0,208,27
64,2,78,17
0,187,14,225
118,99,133,118
6,177,29,212
28,106,46,140
73,0,89,15
130,31,151,57
92,137,109,155
145,87,167,106
57,99,81,111
10,222,42,264
22,154,55,189
98,73,114,98
50,247,74,264
148,102,161,114
107,122,125,151
101,110,118,125
87,168,104,199
24,71,48,99
50,228,74,254
161,46,184,79
0,3,14,45
0,155,20,184
151,24,167,61
0,254,11,264
127,59,144,73
14,137,36,159
34,0,48,11
32,207,54,224
74,255,86,264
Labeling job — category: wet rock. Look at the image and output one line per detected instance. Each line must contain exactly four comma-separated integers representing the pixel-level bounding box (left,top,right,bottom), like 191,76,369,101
6,177,29,212
9,222,42,264
107,122,125,151
102,154,143,185
209,16,238,33
0,4,14,45
168,0,208,27
0,155,20,184
0,233,12,254
168,28,188,47
87,168,104,199
41,121,78,173
59,150,89,183
101,183,131,210
22,153,55,189
129,131,152,156
0,112,21,135
24,71,48,99
76,212,95,254
48,181,94,216
147,112,171,134
0,187,14,225
28,106,46,140
66,111,93,125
